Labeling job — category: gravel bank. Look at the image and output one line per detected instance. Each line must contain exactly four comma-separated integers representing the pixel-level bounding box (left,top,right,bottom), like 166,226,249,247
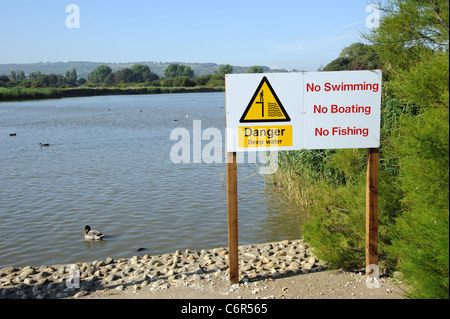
0,239,404,299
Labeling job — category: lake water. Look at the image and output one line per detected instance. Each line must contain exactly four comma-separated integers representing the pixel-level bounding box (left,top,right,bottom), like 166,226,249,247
0,92,303,268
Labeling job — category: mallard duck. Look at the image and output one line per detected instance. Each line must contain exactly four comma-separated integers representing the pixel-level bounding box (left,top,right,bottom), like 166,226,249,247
83,225,105,240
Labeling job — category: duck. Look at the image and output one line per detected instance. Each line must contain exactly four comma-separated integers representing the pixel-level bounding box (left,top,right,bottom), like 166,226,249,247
9,133,16,136
39,143,50,147
83,225,105,240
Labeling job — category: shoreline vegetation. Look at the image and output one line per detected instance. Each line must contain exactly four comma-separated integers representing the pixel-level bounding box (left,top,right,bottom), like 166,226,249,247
271,0,449,300
0,62,257,102
0,86,225,102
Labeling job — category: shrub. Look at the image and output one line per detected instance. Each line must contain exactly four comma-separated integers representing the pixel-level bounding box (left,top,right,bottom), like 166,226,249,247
388,106,449,298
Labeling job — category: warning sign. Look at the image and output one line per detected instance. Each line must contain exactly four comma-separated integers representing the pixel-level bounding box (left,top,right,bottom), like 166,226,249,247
240,76,291,122
238,125,293,148
226,73,303,152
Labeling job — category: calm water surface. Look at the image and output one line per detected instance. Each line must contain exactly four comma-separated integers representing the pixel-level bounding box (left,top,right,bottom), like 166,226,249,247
0,93,302,268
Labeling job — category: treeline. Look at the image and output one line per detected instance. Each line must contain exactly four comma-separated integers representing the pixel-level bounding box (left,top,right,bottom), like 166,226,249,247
87,63,263,88
274,0,448,299
1,68,81,88
0,63,265,90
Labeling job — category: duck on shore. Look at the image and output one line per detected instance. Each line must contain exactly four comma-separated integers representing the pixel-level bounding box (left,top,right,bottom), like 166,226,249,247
83,225,105,240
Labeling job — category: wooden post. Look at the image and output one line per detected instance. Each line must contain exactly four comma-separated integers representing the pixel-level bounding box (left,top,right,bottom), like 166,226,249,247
226,151,239,284
366,148,379,276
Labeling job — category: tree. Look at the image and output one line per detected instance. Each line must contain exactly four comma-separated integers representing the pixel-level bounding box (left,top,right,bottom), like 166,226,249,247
366,0,449,299
322,57,351,71
131,64,159,82
172,76,195,87
195,74,212,86
297,2,449,299
131,64,147,81
65,68,77,86
164,63,195,78
216,64,233,76
323,42,380,71
141,69,159,82
29,71,41,80
9,71,17,82
48,74,58,87
247,65,264,73
113,68,134,84
70,68,77,84
18,71,25,81
0,75,10,87
103,73,115,86
88,65,112,84
365,0,449,74
205,74,225,87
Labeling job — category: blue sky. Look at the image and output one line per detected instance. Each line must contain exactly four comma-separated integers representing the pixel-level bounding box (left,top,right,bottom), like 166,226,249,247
0,0,377,71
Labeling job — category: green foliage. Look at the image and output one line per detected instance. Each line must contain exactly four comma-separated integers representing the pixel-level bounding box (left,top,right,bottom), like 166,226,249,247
65,68,77,86
274,1,449,299
367,0,449,299
323,42,380,71
113,68,134,84
87,65,112,84
389,106,449,298
215,64,233,76
164,63,195,78
205,74,225,87
161,76,196,87
390,51,449,110
0,61,225,96
130,64,159,82
0,75,9,87
303,179,367,269
365,0,449,74
322,57,351,71
278,146,401,270
195,74,212,86
247,65,264,73
0,87,63,100
0,86,224,101
10,71,17,81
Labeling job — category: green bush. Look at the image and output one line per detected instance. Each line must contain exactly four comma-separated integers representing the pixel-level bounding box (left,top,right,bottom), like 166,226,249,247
299,147,401,271
302,178,367,269
298,1,449,300
388,106,449,298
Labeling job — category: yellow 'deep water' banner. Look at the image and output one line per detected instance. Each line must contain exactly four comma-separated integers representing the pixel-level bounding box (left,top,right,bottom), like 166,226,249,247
238,125,293,148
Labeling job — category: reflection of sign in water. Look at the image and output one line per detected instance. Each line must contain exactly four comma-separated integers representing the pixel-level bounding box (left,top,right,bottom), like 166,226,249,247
239,76,291,122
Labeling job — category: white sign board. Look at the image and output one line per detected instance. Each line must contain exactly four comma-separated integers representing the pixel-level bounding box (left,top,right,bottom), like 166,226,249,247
303,70,382,149
225,70,381,152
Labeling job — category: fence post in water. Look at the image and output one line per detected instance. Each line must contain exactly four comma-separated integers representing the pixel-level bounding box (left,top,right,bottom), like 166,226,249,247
226,151,239,284
366,148,379,276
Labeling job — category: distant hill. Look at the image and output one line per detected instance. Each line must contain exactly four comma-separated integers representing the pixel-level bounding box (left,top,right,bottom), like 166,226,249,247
0,61,287,79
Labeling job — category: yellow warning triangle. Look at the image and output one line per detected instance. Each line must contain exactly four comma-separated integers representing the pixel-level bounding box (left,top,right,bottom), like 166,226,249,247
240,76,291,123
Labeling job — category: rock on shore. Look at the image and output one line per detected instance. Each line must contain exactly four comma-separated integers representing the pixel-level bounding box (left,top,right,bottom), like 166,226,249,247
0,239,326,299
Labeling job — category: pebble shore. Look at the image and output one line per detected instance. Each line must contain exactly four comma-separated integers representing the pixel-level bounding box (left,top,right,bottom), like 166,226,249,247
0,239,326,299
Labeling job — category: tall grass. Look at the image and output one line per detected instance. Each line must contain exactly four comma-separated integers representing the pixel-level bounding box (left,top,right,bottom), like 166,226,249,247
0,88,63,101
0,86,224,102
272,151,324,210
270,89,408,271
